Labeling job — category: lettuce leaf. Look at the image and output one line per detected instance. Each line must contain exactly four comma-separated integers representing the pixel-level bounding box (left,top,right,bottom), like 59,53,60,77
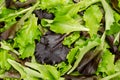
67,36,101,74
0,49,14,73
14,14,41,58
25,62,64,80
96,49,115,77
40,0,101,34
100,60,120,80
63,32,80,47
67,46,79,64
101,0,115,30
83,5,102,37
42,15,88,34
8,59,42,79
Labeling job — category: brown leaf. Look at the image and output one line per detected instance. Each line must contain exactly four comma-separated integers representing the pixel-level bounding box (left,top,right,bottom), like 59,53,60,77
111,0,120,13
0,22,17,40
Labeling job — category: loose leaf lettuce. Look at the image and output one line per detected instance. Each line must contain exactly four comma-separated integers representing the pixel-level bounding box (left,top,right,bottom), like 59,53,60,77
40,0,102,34
8,59,42,80
106,22,120,35
101,0,115,30
84,5,102,37
107,12,120,43
118,0,120,8
67,46,79,64
40,0,100,17
0,2,39,38
101,60,120,80
57,62,72,76
25,62,64,80
0,7,17,33
42,15,88,34
14,14,41,58
96,49,115,77
63,32,80,47
39,0,70,12
0,41,19,55
0,49,14,73
68,37,101,74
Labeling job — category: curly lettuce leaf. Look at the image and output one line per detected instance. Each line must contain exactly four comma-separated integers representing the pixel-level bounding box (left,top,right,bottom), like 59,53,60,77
0,49,14,73
67,46,79,64
40,0,102,34
39,0,71,11
40,0,100,17
14,14,41,58
96,49,115,77
63,32,80,47
83,5,102,37
57,62,72,76
42,15,88,34
107,12,120,36
0,7,17,33
0,1,39,39
67,37,101,74
107,22,120,35
100,60,120,80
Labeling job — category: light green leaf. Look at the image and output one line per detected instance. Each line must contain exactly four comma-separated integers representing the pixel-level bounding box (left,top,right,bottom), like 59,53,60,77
57,62,72,76
0,41,19,55
84,5,103,37
14,14,41,58
101,0,115,30
7,59,26,78
39,0,71,12
8,59,42,79
68,37,101,74
0,49,14,72
118,0,120,8
63,32,80,47
25,62,63,80
67,46,79,64
50,15,88,34
96,49,115,77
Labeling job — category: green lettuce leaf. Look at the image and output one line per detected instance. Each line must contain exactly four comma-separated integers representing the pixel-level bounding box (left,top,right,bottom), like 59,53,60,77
100,60,120,80
118,0,120,8
63,32,80,47
83,5,103,37
42,15,88,34
67,46,79,64
40,0,100,17
96,49,115,77
0,49,14,73
57,62,72,76
0,41,19,55
106,22,120,35
40,0,101,34
67,36,101,74
39,0,71,12
14,14,41,58
101,0,115,30
107,12,120,35
25,62,64,80
0,7,17,32
8,59,42,80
